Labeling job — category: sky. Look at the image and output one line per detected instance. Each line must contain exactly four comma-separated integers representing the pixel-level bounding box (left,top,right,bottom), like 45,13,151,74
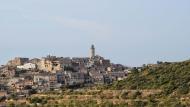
0,0,190,66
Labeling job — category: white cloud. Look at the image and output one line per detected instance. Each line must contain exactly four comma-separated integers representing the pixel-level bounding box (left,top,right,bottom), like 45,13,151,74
54,16,112,38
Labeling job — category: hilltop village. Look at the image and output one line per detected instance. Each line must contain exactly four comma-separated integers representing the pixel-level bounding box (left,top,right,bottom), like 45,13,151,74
0,45,129,98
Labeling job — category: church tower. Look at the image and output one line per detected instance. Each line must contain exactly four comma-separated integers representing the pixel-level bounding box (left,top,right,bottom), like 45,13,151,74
90,44,95,58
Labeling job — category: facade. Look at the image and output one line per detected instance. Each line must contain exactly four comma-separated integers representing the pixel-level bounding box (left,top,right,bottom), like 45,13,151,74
89,71,105,84
33,74,50,83
39,58,63,72
17,63,36,70
49,74,59,90
7,57,29,66
64,71,85,86
33,74,50,92
100,59,110,67
0,66,15,77
7,78,21,86
39,56,74,72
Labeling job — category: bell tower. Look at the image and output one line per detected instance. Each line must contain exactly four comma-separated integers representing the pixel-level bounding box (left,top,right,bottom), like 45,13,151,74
90,44,95,58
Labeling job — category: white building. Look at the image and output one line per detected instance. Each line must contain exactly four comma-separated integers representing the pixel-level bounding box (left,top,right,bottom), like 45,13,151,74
17,63,36,70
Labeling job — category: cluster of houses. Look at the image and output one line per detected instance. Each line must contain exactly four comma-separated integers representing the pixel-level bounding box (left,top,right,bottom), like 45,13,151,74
0,45,130,98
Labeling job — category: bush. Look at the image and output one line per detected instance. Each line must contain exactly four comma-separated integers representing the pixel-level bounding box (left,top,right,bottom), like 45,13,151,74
29,97,47,104
177,84,189,95
120,91,129,99
129,91,142,99
131,100,147,107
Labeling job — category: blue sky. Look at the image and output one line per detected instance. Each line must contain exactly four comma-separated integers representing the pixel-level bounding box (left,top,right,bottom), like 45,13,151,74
0,0,190,66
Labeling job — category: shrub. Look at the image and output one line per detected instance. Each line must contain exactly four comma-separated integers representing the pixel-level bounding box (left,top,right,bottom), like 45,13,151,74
177,84,189,95
131,100,147,107
120,91,129,99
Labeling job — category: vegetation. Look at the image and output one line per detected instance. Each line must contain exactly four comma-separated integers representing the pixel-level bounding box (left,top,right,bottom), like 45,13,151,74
110,60,190,92
106,60,190,106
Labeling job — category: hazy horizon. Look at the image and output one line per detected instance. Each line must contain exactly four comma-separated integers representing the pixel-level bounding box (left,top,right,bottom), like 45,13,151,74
0,0,190,66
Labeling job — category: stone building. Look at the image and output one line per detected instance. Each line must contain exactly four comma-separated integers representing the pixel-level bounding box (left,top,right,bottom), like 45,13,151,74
39,55,63,72
49,74,59,90
7,57,29,66
64,71,85,86
39,55,74,73
0,66,15,77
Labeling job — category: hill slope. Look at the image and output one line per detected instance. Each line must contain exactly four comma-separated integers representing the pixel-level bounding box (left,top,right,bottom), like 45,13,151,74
111,60,190,95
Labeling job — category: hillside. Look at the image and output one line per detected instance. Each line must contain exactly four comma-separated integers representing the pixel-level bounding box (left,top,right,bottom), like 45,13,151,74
101,60,190,106
111,60,190,94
